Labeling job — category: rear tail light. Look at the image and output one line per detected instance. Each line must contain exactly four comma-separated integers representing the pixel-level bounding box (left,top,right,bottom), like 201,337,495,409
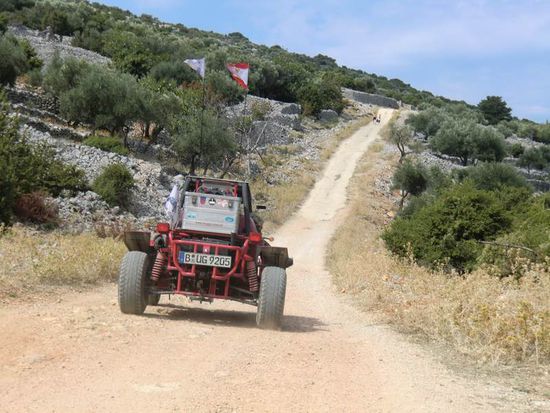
249,232,262,243
156,222,170,233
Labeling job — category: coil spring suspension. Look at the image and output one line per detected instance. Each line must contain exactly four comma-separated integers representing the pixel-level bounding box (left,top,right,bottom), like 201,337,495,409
151,252,167,282
247,260,259,292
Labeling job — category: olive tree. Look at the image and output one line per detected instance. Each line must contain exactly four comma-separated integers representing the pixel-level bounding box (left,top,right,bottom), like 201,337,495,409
388,122,420,163
59,67,141,140
0,34,28,85
391,160,429,208
430,120,506,166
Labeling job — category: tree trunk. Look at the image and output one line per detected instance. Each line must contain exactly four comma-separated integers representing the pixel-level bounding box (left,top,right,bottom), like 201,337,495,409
399,191,408,209
189,154,197,175
144,121,150,139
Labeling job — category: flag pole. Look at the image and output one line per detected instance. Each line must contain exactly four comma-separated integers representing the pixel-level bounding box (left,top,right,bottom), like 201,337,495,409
199,76,206,174
243,89,251,177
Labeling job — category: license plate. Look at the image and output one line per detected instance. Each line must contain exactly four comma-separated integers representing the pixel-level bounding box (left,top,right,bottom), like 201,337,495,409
179,252,232,268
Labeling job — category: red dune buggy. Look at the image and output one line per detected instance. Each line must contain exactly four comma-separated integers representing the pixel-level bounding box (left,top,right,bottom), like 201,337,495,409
117,176,293,329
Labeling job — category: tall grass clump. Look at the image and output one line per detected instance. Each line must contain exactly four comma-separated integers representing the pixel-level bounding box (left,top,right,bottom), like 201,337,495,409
0,226,126,298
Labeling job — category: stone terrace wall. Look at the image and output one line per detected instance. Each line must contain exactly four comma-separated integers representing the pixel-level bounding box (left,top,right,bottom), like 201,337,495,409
342,88,400,109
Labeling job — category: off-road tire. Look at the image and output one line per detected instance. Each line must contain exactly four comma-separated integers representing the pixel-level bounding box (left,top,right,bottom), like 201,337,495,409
256,266,286,329
118,251,150,314
147,294,161,306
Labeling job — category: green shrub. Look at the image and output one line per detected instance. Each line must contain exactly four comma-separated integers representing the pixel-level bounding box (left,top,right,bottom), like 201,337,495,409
59,66,141,135
27,67,42,86
518,147,547,173
534,124,550,144
92,163,134,208
430,119,506,165
479,194,550,276
83,135,128,155
0,34,28,85
507,143,525,158
298,76,344,116
391,160,429,207
478,96,512,125
382,182,512,272
43,53,88,96
459,162,531,192
19,38,42,70
0,92,87,224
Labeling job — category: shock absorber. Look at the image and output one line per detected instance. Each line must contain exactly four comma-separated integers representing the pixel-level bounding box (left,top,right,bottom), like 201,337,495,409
151,251,168,282
247,260,259,292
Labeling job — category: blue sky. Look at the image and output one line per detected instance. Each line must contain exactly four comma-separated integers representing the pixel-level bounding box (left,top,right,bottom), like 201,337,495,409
98,0,550,122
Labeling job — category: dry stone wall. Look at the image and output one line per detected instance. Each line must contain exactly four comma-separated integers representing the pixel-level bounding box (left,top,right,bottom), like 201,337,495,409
343,88,400,109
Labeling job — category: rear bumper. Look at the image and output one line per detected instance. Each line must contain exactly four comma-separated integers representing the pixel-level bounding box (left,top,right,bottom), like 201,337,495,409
165,235,254,298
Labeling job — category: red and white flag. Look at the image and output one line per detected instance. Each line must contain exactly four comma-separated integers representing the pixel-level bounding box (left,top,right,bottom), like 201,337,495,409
226,63,249,89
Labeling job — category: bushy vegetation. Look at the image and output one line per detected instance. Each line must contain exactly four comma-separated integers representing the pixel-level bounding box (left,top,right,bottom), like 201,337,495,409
298,75,344,116
430,118,506,165
0,33,29,85
478,95,512,125
457,162,530,191
0,91,87,225
384,182,512,272
92,163,134,208
384,158,548,275
391,160,428,207
83,135,128,155
517,147,549,173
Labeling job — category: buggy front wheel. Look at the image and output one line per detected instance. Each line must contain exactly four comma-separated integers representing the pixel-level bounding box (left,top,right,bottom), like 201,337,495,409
118,251,150,315
256,266,287,329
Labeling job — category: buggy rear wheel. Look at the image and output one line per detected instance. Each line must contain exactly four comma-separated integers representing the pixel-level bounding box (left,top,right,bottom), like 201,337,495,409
256,266,286,329
118,251,150,315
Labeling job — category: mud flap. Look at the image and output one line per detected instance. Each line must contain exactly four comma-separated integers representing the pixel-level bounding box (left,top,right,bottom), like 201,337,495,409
260,246,293,269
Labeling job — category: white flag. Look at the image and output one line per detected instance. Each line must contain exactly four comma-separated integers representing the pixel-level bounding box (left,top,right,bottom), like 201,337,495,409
164,184,179,215
184,58,205,78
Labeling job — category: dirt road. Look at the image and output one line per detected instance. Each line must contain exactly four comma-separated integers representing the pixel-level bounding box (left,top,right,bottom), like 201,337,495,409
0,108,541,412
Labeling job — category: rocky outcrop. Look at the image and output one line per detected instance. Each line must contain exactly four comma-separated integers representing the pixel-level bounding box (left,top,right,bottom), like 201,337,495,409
53,191,152,234
227,95,303,149
343,88,400,109
8,25,111,67
318,109,338,122
21,125,170,218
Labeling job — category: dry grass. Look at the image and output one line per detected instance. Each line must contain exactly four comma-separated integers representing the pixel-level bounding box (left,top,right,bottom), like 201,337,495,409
251,169,317,233
327,142,550,367
0,226,126,299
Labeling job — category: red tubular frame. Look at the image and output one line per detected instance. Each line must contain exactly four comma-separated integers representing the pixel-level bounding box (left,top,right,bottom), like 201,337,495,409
164,231,254,300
